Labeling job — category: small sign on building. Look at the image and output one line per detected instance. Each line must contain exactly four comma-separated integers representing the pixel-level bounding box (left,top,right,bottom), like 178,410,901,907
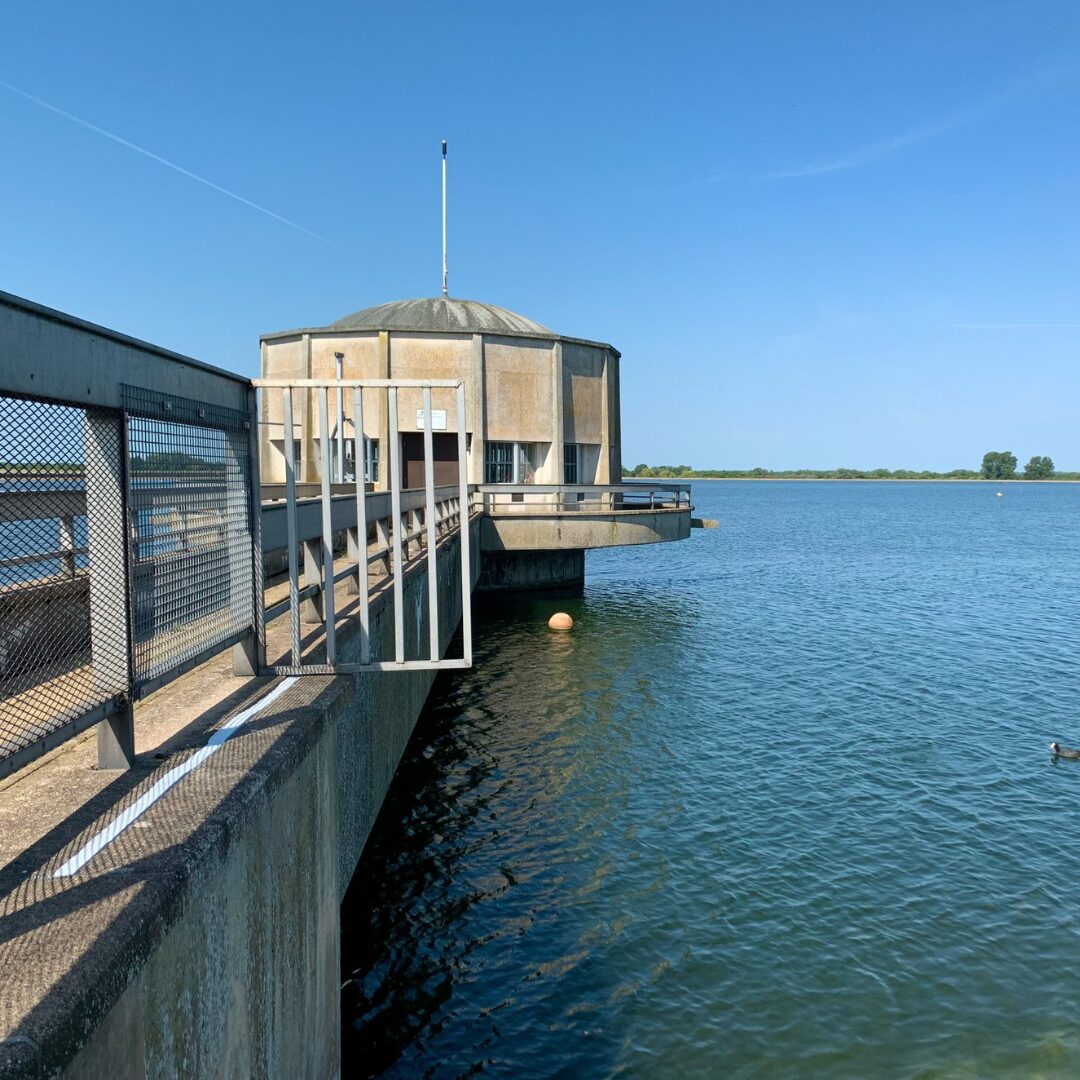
416,409,447,430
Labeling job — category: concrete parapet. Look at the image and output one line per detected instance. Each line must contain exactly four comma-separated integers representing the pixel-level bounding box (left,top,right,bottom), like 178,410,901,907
480,506,691,552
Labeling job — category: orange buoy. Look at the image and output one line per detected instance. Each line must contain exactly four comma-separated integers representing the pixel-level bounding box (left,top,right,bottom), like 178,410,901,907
548,612,574,631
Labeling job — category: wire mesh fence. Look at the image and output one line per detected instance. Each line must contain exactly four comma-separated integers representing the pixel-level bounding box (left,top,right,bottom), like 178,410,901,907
0,380,258,775
0,392,129,763
123,385,256,694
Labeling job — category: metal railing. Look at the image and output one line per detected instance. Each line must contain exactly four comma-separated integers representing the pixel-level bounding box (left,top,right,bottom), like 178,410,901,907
0,290,694,781
0,293,485,778
477,482,692,513
253,378,473,674
0,290,258,775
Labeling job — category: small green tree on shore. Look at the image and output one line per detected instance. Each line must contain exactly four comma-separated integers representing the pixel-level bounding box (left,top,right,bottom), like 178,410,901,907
981,451,1017,480
1023,455,1054,479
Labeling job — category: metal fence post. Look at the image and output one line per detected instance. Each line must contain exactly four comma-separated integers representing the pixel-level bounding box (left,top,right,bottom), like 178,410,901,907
456,382,472,667
85,409,135,770
233,385,265,676
422,386,439,661
58,513,76,578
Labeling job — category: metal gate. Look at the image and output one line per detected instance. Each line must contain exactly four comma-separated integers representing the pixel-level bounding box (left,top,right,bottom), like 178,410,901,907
253,378,472,674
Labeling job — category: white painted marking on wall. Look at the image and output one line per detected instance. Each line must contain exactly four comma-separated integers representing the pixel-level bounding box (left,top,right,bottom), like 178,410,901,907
53,678,298,879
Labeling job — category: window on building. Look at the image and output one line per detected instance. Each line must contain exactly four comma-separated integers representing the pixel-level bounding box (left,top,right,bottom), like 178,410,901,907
326,436,378,483
363,438,379,484
563,443,580,485
484,442,537,484
517,443,535,484
485,441,515,484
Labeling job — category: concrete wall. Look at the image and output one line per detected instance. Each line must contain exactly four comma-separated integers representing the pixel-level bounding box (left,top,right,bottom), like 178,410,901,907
19,524,482,1080
476,549,584,592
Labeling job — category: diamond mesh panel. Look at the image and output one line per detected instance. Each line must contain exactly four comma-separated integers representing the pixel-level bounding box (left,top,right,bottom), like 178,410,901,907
123,385,255,691
0,394,128,764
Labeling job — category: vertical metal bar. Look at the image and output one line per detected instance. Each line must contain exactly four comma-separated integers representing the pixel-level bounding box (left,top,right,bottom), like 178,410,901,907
248,386,266,671
456,382,472,666
389,386,405,663
59,513,75,577
319,387,336,664
283,388,301,665
335,352,345,483
422,386,439,661
354,387,370,665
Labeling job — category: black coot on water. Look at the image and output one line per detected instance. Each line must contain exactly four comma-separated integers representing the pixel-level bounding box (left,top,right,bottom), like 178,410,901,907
1050,742,1080,760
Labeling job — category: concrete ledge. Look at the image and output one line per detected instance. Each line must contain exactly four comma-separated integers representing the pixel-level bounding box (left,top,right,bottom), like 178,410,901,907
480,507,691,551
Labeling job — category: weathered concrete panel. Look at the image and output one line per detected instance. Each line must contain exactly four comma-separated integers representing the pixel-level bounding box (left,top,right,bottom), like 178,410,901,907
65,719,341,1079
561,342,603,446
476,549,584,592
482,338,554,444
389,333,471,433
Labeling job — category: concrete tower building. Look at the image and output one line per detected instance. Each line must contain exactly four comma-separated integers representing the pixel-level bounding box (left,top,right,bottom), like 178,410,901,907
260,296,621,492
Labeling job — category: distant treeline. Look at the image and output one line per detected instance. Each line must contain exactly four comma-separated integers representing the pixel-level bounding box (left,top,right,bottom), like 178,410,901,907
626,460,1080,481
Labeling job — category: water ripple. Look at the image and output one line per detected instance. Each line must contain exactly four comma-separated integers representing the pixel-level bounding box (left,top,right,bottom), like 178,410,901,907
342,481,1080,1079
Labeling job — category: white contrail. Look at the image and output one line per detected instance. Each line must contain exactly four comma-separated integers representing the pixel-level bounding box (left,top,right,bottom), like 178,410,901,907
0,79,332,244
764,66,1070,181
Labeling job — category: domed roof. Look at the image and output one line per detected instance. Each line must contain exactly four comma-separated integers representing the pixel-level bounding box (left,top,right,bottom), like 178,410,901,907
330,296,552,337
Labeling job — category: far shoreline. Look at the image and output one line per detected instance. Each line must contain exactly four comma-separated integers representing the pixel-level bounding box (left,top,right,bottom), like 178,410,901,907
622,475,1080,484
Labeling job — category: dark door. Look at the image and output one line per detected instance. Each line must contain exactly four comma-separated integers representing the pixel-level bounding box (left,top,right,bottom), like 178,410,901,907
401,433,459,489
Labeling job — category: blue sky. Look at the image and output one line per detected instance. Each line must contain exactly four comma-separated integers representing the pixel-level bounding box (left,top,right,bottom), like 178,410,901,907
2,1,1078,470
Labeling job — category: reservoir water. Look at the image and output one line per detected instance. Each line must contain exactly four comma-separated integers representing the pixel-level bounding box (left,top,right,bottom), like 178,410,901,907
341,480,1080,1078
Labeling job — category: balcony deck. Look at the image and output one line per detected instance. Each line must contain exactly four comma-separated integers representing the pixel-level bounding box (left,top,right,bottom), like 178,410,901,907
476,482,693,551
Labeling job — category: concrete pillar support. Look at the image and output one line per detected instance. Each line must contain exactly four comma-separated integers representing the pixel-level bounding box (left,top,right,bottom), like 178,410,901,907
301,539,324,624
598,350,610,486
552,341,564,485
375,518,391,576
84,409,135,770
346,528,362,594
470,333,485,484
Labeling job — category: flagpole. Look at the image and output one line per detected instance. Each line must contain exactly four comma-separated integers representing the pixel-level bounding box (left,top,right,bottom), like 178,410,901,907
441,140,448,297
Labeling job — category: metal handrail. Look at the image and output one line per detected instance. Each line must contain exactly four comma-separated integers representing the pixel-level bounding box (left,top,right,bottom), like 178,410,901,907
476,482,692,512
252,378,473,676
